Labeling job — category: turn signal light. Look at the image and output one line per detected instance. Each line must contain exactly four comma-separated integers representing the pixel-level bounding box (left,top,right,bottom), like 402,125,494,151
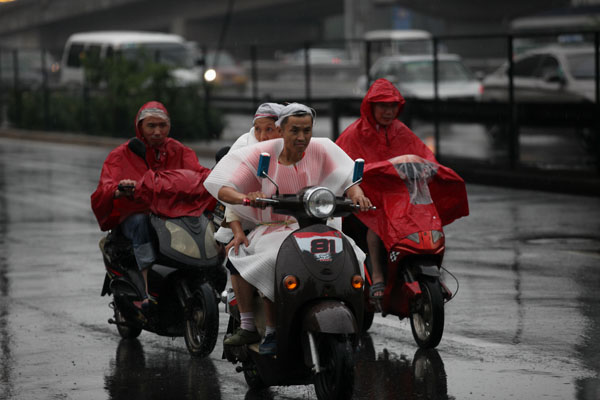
351,275,364,290
283,275,298,291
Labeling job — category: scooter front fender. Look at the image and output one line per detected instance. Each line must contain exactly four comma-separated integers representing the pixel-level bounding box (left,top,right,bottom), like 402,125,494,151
301,300,358,334
417,265,441,278
100,273,111,296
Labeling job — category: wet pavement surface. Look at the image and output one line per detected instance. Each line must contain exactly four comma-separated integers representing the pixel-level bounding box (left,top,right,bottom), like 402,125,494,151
1,137,599,400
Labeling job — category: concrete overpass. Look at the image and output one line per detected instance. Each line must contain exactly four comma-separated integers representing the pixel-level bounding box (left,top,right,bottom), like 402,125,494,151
0,0,577,54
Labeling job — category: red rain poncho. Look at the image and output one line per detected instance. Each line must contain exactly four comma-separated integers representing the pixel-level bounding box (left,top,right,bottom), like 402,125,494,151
335,79,469,250
91,101,216,231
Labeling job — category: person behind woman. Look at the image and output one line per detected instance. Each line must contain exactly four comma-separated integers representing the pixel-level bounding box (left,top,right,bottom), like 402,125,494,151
229,102,284,152
214,102,284,246
204,103,372,355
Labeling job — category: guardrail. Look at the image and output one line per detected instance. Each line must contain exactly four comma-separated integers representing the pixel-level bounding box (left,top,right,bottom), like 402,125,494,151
1,31,599,195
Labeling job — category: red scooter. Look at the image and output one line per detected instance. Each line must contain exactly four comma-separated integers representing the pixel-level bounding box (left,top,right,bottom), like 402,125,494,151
344,156,467,349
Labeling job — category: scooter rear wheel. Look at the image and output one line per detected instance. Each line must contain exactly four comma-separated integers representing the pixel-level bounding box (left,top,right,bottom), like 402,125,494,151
114,302,142,339
409,279,444,349
313,335,355,400
184,283,219,358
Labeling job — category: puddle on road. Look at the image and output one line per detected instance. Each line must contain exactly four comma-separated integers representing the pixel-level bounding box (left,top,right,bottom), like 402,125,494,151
521,234,600,247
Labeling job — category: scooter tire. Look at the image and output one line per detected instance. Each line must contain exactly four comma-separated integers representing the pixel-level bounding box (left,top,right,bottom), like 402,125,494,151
114,302,142,339
243,360,266,390
362,309,375,332
412,348,448,397
184,283,219,358
409,279,444,349
313,335,355,400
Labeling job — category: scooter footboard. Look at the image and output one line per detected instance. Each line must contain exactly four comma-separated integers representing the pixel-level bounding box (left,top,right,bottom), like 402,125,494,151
301,300,358,334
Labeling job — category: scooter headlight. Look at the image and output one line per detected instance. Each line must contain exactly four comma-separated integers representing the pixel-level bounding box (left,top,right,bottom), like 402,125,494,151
303,187,336,218
165,221,201,258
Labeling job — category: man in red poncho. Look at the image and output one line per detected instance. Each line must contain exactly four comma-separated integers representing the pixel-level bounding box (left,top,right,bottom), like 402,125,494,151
336,79,469,299
91,101,216,309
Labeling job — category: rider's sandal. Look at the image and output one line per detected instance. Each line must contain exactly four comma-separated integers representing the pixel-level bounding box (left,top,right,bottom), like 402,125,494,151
133,296,150,312
369,282,385,300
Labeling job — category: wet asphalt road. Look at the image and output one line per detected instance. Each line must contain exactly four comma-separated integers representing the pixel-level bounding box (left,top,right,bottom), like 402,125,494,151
1,137,599,400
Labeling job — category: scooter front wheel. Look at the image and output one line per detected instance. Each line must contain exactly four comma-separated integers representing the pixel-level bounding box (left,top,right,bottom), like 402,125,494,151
410,279,444,349
243,359,266,390
362,309,375,332
313,335,355,400
184,283,219,358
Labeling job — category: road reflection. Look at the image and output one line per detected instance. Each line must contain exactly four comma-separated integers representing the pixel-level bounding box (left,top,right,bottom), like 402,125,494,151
354,334,449,400
574,257,600,400
0,145,13,399
104,339,222,400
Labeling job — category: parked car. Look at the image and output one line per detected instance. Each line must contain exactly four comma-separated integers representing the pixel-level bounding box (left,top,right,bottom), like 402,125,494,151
1,49,61,88
481,44,595,103
59,31,202,87
357,54,482,100
198,49,248,92
364,29,434,59
281,47,353,65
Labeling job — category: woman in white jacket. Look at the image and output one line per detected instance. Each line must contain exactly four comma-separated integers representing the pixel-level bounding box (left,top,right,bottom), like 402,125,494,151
204,103,372,355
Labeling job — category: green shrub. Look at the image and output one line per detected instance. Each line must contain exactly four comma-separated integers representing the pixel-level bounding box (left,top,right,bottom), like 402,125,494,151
6,54,224,140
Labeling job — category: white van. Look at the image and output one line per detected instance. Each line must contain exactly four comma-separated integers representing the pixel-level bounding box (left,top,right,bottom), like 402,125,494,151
365,29,434,59
59,31,201,86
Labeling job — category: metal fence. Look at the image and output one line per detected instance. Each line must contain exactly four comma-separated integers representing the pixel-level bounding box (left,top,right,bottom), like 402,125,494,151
1,30,599,177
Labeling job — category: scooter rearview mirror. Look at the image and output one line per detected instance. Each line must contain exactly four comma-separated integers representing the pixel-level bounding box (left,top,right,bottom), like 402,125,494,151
257,152,271,178
256,152,280,195
128,138,147,163
352,158,364,183
343,158,364,194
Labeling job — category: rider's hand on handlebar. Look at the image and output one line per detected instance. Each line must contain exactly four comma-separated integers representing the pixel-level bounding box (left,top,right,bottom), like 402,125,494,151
352,194,373,212
347,185,373,211
347,185,373,212
115,179,137,199
244,191,268,209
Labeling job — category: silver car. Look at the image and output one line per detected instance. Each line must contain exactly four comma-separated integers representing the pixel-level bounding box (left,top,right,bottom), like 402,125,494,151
481,44,596,103
357,54,482,100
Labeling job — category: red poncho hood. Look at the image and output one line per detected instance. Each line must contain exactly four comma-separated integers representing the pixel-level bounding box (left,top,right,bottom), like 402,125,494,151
335,79,468,248
336,79,429,163
90,101,215,231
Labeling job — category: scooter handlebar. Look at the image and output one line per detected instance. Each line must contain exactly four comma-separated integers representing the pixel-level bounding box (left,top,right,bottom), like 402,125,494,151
255,197,375,212
254,198,279,205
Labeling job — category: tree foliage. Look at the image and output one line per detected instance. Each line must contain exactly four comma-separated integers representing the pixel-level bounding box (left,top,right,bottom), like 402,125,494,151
6,52,224,140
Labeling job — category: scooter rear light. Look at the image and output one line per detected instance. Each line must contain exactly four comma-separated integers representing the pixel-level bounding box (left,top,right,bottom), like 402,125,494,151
351,275,364,290
283,275,298,291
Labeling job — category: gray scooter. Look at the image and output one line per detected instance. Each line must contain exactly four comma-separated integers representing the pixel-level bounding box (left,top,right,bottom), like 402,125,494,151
222,155,372,400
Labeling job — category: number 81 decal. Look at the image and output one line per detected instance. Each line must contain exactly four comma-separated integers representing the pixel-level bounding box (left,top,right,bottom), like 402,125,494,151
293,231,343,262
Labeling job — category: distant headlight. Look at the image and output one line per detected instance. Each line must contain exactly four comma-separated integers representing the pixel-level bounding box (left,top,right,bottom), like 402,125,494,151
204,68,217,82
303,187,336,218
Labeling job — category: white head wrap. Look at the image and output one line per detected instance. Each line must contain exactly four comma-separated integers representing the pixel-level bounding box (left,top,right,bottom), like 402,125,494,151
253,103,284,124
137,107,170,124
276,103,316,127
